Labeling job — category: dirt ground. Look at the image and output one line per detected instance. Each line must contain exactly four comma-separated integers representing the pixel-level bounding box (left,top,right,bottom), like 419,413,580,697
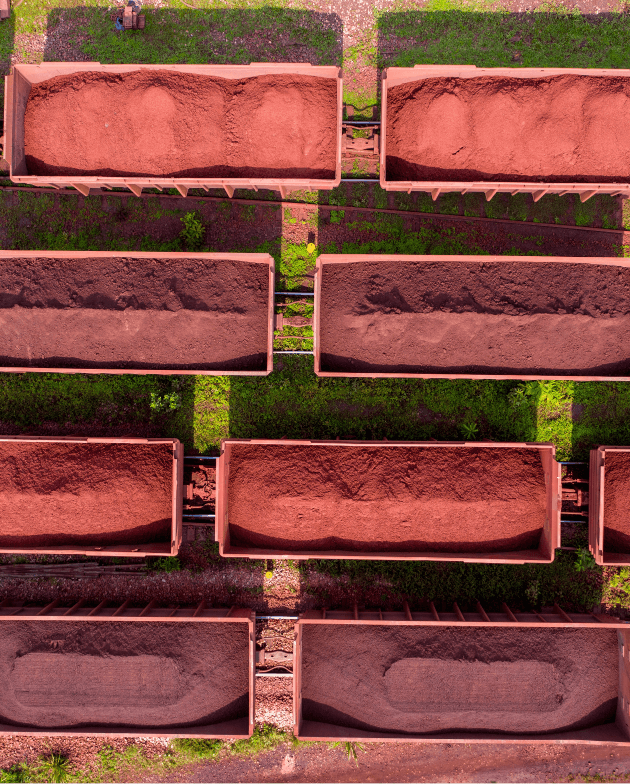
180,739,630,783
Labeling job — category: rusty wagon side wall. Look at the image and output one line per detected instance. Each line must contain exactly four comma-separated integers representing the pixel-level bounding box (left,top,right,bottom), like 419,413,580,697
294,611,630,745
313,254,630,382
380,65,630,199
589,446,630,567
0,603,255,738
215,438,561,564
0,435,183,558
4,62,342,197
0,250,275,376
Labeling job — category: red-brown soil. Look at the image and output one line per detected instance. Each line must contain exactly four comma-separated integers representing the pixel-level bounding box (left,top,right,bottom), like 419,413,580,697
318,258,630,375
226,444,547,553
0,620,248,729
24,70,337,179
300,625,618,735
0,256,269,371
602,451,630,552
0,441,173,547
386,75,630,182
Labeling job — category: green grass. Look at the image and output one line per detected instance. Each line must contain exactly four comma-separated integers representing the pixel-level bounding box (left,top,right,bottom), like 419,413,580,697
0,726,293,784
303,550,602,613
378,7,630,70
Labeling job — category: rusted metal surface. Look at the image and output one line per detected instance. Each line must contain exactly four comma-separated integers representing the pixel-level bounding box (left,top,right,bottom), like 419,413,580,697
294,608,630,744
216,438,561,564
380,65,630,198
0,250,275,376
4,62,342,196
0,602,255,738
314,254,630,382
0,435,183,558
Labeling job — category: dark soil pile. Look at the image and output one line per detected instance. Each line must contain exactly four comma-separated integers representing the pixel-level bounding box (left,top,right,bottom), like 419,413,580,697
386,75,630,182
227,444,547,553
603,451,630,552
0,256,269,371
301,625,618,735
0,621,248,729
319,258,630,376
0,441,173,547
24,70,337,179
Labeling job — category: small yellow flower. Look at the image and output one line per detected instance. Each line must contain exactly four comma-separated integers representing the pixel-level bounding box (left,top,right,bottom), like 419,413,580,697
306,243,316,255
265,570,273,579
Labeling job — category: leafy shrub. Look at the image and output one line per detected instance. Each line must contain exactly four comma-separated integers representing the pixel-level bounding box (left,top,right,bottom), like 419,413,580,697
180,212,205,250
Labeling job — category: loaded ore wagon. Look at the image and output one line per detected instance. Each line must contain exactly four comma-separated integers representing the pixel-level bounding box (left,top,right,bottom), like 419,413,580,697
294,608,630,745
216,439,561,564
314,254,630,380
381,65,630,199
0,603,254,738
0,436,183,557
0,251,274,375
3,62,342,196
589,446,630,566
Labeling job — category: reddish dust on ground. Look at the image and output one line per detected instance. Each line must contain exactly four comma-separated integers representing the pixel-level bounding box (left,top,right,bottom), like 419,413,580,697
227,444,547,552
24,70,337,179
0,442,173,547
300,625,618,735
0,256,269,371
319,258,630,375
0,621,248,729
603,451,630,552
386,75,630,182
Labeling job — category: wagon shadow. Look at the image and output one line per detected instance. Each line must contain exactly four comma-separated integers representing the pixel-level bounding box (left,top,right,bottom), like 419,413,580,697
43,6,342,66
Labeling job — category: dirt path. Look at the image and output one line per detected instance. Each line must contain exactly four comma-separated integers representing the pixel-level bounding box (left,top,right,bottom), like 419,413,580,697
180,738,630,783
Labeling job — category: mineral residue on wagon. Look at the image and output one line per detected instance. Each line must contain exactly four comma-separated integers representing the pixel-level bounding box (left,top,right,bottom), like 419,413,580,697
318,257,630,377
0,620,249,732
299,625,619,736
0,255,271,372
225,442,551,554
386,75,630,182
0,440,174,548
23,70,338,179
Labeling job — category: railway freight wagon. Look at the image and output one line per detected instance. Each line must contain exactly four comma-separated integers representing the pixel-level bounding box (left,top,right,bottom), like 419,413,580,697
0,251,274,376
216,439,561,563
381,65,630,200
0,603,254,738
314,254,630,381
3,62,342,197
0,436,183,557
589,446,630,566
294,608,630,745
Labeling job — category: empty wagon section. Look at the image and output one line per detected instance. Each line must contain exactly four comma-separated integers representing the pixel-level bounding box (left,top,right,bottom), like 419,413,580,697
589,446,630,566
381,65,630,198
294,610,630,744
0,251,274,375
216,439,560,563
314,254,630,380
0,603,254,738
4,63,342,196
0,436,183,557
